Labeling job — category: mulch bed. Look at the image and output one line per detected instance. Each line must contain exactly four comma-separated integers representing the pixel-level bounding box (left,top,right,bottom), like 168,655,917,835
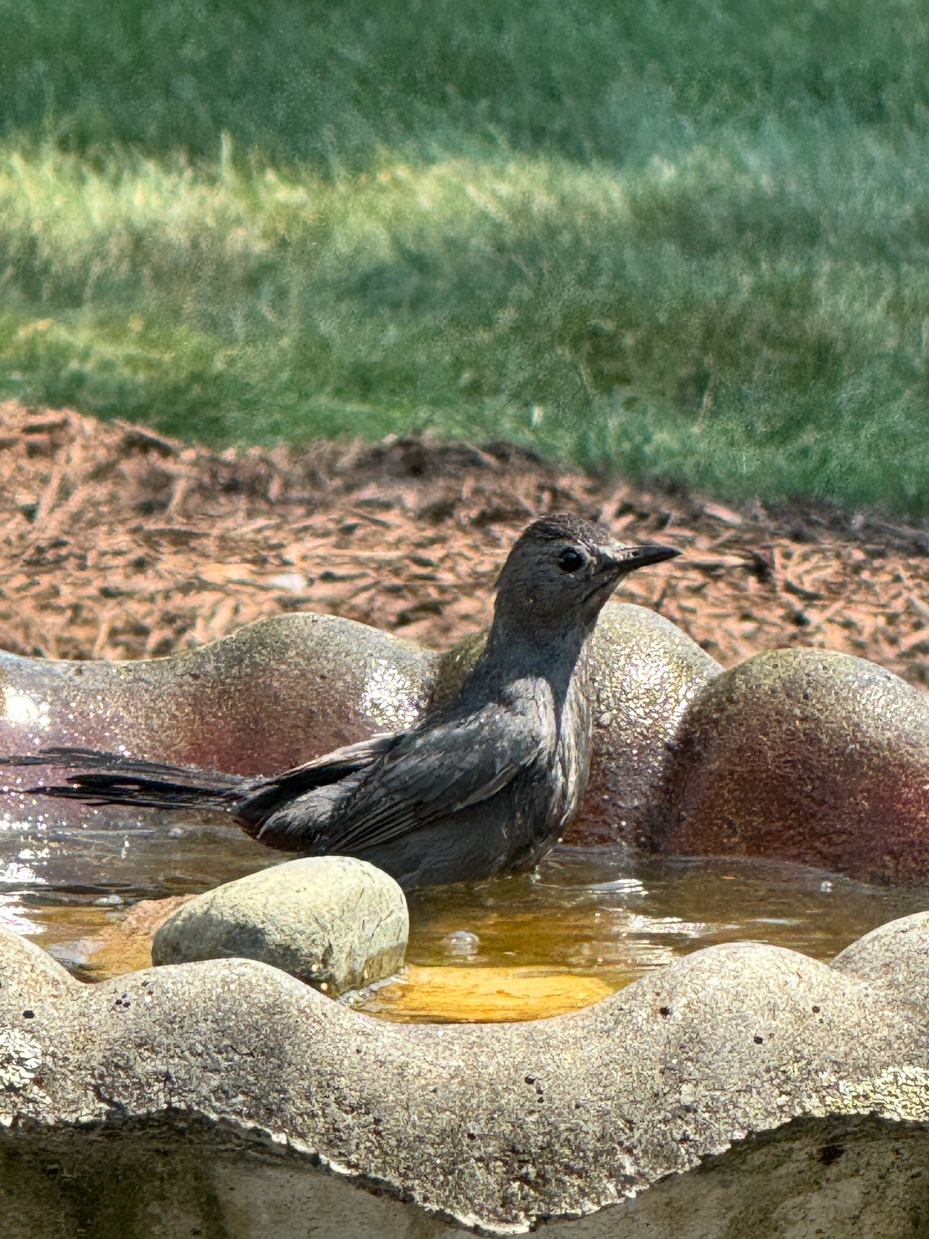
3,400,929,687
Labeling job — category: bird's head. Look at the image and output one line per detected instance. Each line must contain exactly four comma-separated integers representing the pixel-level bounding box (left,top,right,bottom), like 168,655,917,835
493,513,680,638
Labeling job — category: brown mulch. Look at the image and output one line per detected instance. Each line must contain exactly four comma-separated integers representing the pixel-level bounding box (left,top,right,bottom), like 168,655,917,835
3,400,929,687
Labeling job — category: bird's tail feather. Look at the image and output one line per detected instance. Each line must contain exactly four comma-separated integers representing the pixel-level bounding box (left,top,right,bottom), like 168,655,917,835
0,746,252,812
1,734,398,827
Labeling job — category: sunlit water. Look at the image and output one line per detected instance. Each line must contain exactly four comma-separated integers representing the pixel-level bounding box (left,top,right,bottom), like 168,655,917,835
0,805,279,961
401,847,929,985
3,803,929,1009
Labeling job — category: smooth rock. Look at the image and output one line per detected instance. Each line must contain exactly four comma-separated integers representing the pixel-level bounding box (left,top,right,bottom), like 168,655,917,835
647,648,929,884
4,916,929,1233
151,856,408,994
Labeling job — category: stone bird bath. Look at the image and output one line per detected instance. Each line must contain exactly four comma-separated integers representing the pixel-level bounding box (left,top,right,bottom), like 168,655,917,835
3,600,929,1237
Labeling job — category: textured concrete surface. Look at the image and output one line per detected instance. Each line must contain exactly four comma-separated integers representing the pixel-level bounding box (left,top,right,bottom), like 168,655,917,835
152,856,408,993
5,604,929,1233
647,648,929,883
3,1113,929,1239
832,909,929,1010
4,909,929,1234
574,603,722,845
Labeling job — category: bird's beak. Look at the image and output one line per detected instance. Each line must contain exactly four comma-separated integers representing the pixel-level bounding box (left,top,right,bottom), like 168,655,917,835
601,542,681,574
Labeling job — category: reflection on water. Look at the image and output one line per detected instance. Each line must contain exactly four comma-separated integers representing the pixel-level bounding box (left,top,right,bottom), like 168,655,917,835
0,804,281,966
2,804,929,1010
404,846,929,988
0,803,278,899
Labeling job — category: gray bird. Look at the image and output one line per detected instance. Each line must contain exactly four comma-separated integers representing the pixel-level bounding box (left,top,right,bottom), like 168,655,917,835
4,515,678,890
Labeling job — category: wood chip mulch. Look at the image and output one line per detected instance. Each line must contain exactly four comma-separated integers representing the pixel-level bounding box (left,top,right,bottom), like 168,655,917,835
3,400,929,689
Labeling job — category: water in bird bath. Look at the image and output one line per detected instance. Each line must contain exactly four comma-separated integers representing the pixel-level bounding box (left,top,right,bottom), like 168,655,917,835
2,802,928,1021
0,802,278,970
356,848,929,1021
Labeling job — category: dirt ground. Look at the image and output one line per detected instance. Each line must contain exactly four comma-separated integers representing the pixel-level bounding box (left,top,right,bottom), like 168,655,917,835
3,400,929,687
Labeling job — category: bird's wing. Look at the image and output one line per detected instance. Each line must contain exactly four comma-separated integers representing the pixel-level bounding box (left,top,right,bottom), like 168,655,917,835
237,732,398,823
299,701,546,853
255,732,397,785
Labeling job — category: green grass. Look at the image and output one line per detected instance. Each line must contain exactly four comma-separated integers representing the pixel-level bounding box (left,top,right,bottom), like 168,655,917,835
2,0,929,513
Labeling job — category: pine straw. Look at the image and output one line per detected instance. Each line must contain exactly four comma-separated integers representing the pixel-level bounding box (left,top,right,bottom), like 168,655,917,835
3,401,929,688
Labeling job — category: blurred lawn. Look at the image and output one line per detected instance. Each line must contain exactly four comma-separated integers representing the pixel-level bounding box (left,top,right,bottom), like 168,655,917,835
1,0,928,512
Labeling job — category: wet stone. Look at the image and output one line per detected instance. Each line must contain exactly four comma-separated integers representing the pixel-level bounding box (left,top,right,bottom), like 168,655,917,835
151,856,408,994
648,648,929,884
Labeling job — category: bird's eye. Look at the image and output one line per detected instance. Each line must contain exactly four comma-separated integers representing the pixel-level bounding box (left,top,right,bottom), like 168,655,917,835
557,547,585,573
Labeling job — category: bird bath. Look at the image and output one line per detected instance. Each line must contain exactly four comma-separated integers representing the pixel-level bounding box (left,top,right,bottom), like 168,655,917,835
5,604,929,1237
3,603,929,1020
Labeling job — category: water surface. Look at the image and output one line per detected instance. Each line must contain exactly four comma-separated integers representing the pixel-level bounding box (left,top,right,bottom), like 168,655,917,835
2,803,927,1016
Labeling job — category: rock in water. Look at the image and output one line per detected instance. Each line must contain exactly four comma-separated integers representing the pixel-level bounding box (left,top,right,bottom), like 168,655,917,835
152,856,408,993
648,648,929,884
